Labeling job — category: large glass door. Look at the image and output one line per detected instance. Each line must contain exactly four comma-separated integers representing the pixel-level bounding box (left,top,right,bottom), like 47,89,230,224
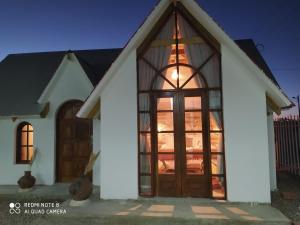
155,92,210,197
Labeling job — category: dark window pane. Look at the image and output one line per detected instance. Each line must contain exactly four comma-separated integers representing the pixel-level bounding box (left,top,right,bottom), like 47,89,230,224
139,93,150,111
209,91,221,109
140,176,152,194
139,133,151,153
140,155,151,174
140,113,150,132
210,112,222,131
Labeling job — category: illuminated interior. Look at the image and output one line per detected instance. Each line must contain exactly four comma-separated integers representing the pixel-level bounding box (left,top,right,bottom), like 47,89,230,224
138,5,225,199
19,123,34,162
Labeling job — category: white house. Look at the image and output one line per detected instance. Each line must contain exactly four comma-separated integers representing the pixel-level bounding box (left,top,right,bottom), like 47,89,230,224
0,0,292,203
0,49,121,186
77,0,291,202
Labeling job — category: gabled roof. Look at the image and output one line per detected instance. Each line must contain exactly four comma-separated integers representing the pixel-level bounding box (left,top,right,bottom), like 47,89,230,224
235,39,280,88
77,0,291,118
0,49,121,117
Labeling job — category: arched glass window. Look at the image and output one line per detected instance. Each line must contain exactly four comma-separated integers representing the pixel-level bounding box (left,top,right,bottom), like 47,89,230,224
16,122,34,164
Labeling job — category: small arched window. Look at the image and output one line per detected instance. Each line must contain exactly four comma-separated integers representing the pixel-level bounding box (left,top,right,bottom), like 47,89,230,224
16,122,34,164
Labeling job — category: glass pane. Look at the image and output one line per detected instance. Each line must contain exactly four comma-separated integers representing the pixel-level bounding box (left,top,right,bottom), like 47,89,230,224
28,125,33,132
153,76,175,90
140,176,151,194
209,91,221,109
164,67,178,88
157,112,173,131
185,133,203,152
139,94,149,111
28,147,34,161
157,98,173,111
185,97,201,110
212,176,225,198
210,112,222,131
140,154,151,174
21,132,27,145
211,133,223,152
182,74,205,89
22,125,28,132
28,132,33,145
21,147,27,161
201,55,220,88
158,133,174,153
140,113,150,131
158,154,175,174
178,66,194,87
185,112,202,131
186,154,204,174
138,60,156,91
211,154,224,174
139,133,151,153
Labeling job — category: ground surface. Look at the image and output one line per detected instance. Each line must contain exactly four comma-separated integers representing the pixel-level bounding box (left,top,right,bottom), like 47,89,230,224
272,172,300,223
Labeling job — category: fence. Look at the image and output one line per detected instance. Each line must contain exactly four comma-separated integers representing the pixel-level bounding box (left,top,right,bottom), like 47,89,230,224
274,116,300,176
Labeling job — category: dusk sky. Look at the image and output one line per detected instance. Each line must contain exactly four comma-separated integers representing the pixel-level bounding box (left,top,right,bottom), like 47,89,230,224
0,0,299,116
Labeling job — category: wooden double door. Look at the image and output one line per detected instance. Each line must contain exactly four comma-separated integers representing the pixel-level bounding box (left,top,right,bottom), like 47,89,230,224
155,91,210,197
56,101,92,182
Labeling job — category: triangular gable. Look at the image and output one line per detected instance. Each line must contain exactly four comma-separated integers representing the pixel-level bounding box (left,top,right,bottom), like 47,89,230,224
77,0,291,118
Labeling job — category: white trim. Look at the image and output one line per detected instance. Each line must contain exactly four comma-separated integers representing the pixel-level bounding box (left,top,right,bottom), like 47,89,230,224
37,53,94,104
77,0,291,118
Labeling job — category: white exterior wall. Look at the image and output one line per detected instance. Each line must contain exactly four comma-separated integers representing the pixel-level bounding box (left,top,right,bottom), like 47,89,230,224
267,112,277,191
222,45,271,202
100,51,138,199
0,57,100,185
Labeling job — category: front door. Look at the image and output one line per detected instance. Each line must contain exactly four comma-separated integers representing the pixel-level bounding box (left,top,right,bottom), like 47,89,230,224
56,101,93,182
155,91,210,197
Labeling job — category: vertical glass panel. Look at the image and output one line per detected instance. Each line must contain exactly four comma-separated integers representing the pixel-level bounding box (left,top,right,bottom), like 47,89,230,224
185,133,203,152
139,93,150,111
140,154,151,174
186,154,204,174
211,133,223,152
210,112,222,131
157,97,173,111
21,147,27,161
21,132,27,145
157,112,173,131
158,154,175,174
182,74,205,89
211,154,224,174
185,112,202,131
201,55,220,88
140,176,152,194
184,97,201,110
138,60,156,91
28,132,33,145
139,113,150,131
28,125,33,131
212,176,225,198
209,91,221,109
22,125,28,132
139,133,151,153
158,133,174,153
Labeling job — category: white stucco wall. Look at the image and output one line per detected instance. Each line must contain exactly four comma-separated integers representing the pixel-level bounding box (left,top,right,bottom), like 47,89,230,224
222,45,271,203
0,56,100,185
100,51,138,199
267,111,277,191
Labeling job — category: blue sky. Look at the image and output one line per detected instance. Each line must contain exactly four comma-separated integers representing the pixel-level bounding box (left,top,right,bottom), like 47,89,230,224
0,0,299,116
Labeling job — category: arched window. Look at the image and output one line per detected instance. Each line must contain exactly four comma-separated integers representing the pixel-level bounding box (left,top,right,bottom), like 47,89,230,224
16,122,34,164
